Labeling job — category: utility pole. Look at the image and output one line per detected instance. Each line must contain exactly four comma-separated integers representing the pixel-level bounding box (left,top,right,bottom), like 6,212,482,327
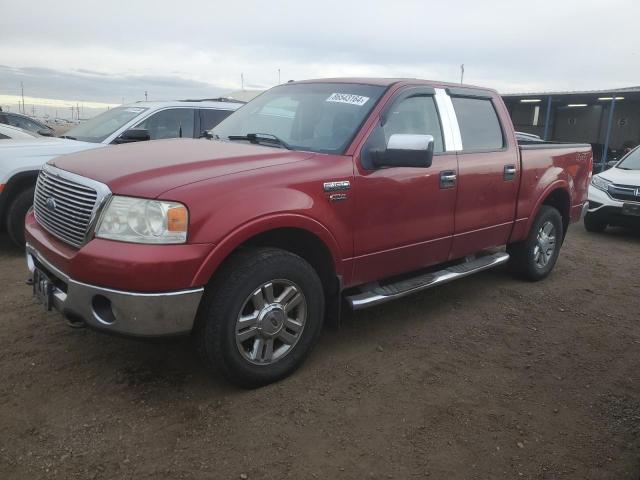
460,64,465,84
20,81,25,114
241,73,244,91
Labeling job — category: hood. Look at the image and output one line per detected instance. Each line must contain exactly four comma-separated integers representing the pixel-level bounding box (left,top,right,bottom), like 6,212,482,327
599,167,640,186
0,137,102,159
51,138,315,198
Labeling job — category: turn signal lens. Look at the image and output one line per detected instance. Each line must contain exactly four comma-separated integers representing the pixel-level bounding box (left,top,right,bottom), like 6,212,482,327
167,206,188,232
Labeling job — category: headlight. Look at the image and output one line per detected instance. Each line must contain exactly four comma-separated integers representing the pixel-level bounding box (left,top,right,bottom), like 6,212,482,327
591,175,612,192
95,196,188,244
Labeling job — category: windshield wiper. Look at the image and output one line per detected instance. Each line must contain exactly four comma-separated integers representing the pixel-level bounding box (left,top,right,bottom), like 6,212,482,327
59,135,77,140
227,133,292,150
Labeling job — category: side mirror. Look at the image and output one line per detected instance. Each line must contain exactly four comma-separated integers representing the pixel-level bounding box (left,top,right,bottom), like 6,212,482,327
114,128,151,144
37,128,54,137
372,134,434,168
606,160,618,170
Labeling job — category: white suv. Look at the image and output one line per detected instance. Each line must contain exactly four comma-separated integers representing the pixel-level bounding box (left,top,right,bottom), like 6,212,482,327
585,146,640,232
0,99,243,247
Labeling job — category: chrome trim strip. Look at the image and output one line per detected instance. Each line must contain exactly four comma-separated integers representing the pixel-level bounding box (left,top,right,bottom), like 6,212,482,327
435,88,463,152
323,180,351,192
346,252,509,310
26,243,204,336
35,164,112,248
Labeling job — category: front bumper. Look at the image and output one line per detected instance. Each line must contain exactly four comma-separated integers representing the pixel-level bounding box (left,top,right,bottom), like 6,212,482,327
26,244,204,337
587,185,640,227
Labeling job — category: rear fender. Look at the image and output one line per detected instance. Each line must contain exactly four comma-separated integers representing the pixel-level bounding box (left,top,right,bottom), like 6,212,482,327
511,178,570,243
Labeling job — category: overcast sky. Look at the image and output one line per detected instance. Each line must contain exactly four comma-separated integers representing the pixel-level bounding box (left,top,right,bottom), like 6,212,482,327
1,0,639,106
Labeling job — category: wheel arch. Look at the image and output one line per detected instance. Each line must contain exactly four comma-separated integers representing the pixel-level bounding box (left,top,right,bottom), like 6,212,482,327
522,182,571,241
192,214,344,289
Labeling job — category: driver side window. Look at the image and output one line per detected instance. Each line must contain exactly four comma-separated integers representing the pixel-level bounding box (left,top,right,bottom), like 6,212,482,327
383,96,444,152
361,95,444,169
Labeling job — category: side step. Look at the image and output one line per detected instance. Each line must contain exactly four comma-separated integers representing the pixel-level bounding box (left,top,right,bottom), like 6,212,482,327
345,252,510,310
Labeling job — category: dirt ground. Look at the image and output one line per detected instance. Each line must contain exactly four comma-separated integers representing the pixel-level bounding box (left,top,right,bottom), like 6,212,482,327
1,225,639,480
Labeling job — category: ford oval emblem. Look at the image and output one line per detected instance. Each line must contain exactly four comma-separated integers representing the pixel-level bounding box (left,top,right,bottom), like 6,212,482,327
45,197,57,211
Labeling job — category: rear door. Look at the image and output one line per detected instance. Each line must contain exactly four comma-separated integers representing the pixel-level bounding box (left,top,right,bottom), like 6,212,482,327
448,89,520,258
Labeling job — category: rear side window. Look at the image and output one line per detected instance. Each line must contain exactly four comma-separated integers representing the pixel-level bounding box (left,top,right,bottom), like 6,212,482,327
135,108,195,139
452,97,504,151
200,109,234,132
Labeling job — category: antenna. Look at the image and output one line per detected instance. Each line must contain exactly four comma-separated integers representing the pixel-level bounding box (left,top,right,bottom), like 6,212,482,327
278,69,281,84
241,73,244,91
144,91,148,101
460,64,465,84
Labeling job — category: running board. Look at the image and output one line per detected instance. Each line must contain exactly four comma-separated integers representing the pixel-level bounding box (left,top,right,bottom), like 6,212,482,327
346,252,510,310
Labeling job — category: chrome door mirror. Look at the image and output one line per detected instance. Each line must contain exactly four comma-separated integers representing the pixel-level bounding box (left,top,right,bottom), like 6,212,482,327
372,134,434,168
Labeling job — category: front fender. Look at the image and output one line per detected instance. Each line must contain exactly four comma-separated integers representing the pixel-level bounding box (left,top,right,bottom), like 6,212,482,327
190,213,344,287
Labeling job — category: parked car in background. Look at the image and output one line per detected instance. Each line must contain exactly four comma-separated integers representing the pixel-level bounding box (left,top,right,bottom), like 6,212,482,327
585,146,640,232
0,99,243,247
0,112,55,137
24,78,592,387
60,99,243,144
0,124,40,140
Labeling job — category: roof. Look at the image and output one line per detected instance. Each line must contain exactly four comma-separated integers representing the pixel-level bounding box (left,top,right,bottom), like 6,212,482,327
129,99,243,109
288,77,497,93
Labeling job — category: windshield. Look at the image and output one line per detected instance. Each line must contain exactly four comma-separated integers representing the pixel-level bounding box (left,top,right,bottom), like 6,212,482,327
63,106,148,143
211,83,386,154
617,146,640,170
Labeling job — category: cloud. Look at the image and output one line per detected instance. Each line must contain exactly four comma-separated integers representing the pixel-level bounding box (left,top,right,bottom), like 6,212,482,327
0,0,638,106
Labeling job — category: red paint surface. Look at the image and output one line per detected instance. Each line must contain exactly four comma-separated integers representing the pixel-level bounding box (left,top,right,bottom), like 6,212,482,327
28,79,591,293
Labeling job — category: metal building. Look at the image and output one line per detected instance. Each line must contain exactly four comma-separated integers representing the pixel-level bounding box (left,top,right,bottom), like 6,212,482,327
502,87,640,167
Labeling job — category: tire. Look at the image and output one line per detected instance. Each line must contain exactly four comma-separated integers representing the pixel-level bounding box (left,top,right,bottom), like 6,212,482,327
194,247,325,388
583,213,607,233
6,187,35,249
507,205,563,281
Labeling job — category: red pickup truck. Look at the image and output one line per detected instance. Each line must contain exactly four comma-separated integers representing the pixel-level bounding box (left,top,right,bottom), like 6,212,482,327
25,78,592,387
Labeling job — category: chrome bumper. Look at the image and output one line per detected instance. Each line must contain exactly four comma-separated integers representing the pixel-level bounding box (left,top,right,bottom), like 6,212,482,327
26,244,204,337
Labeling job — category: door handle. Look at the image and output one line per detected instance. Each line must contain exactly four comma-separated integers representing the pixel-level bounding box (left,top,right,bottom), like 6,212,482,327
440,170,457,189
503,164,516,181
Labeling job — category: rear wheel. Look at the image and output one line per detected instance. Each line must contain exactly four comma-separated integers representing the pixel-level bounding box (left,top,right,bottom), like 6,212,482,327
6,187,35,249
194,247,324,388
583,213,607,233
508,205,563,281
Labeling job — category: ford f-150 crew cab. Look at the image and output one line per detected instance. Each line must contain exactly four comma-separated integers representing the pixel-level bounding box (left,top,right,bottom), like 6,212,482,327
24,78,592,387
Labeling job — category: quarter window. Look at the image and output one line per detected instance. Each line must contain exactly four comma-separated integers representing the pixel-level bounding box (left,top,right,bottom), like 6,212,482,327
452,97,504,151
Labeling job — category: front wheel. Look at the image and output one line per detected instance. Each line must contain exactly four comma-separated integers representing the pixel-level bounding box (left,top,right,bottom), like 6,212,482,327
508,205,563,281
194,247,325,388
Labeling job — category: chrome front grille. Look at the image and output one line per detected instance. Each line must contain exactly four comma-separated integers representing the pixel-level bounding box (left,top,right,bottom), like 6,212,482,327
33,165,111,248
608,184,640,203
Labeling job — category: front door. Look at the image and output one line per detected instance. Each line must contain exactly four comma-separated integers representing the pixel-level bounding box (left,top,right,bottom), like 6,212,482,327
351,89,458,285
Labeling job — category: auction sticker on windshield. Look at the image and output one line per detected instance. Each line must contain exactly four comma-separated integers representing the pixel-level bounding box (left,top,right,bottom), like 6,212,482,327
326,93,370,106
